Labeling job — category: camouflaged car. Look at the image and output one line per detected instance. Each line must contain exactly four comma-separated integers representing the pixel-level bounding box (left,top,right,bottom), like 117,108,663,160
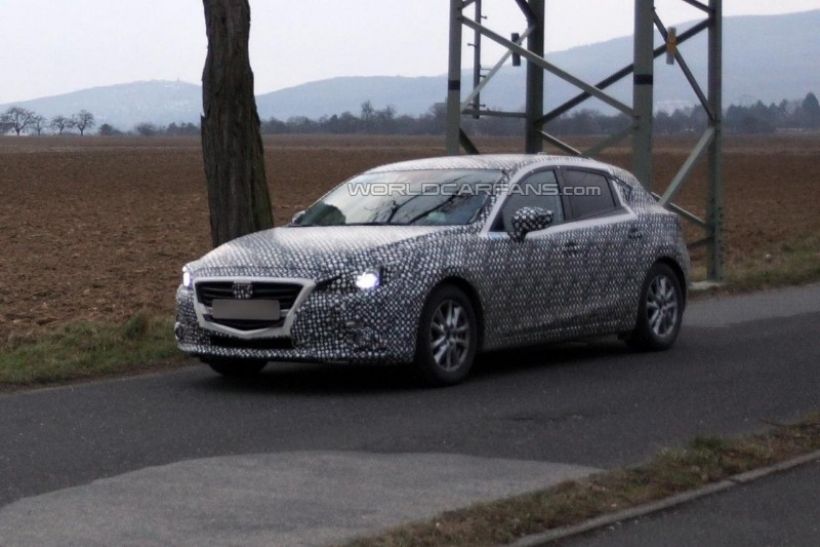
175,155,689,385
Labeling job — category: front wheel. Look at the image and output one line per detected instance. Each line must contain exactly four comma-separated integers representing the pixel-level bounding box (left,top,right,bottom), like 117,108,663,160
203,358,267,378
625,263,684,351
414,284,478,386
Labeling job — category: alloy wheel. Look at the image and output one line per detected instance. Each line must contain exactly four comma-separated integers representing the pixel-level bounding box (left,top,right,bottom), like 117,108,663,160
430,299,471,371
646,274,679,338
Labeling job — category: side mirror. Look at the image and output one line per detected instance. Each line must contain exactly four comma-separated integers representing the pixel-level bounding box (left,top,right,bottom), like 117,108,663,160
510,206,553,242
290,210,306,226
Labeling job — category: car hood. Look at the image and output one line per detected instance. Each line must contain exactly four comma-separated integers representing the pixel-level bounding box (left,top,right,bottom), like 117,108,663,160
188,225,457,278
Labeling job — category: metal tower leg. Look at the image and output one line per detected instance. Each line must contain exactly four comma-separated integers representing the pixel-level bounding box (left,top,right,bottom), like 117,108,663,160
707,0,724,281
446,0,463,155
471,0,483,118
633,0,655,190
525,0,545,153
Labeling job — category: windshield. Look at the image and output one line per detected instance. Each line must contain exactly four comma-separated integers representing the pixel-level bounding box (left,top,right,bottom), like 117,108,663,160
295,169,504,227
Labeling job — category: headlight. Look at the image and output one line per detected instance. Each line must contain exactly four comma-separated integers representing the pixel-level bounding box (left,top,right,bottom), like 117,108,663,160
182,267,192,289
354,269,381,290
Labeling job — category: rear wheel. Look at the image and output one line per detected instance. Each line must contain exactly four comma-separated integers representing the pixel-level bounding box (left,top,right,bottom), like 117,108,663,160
625,263,684,351
414,284,478,386
204,358,267,378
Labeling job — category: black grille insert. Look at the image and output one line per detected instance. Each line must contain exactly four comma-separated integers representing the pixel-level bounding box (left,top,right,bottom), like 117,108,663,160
203,317,286,330
209,335,294,350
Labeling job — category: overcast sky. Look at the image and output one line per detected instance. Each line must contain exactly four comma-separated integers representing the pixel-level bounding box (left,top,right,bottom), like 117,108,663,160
1,0,818,103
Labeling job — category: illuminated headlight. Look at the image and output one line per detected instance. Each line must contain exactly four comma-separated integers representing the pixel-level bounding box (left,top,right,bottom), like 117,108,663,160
182,267,193,289
354,269,381,291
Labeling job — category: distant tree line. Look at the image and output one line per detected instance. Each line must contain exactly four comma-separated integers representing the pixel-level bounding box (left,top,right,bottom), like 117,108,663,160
2,92,818,138
96,121,200,137
721,92,820,134
0,107,96,136
255,92,820,137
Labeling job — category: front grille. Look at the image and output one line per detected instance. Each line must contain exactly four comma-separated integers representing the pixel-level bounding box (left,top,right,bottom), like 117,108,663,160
210,335,294,350
196,280,305,332
196,281,303,309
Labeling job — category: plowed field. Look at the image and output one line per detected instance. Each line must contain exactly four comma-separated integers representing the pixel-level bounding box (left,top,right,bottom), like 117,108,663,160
1,134,818,338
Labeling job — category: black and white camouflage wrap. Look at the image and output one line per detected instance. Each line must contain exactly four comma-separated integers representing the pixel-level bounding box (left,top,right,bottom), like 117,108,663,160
175,155,690,364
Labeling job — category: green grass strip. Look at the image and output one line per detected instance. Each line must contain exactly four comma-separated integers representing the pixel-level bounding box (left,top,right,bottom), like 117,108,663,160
0,313,180,387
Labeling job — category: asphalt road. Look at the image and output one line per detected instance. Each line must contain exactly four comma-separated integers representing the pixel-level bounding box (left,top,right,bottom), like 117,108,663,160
566,460,820,547
0,284,818,545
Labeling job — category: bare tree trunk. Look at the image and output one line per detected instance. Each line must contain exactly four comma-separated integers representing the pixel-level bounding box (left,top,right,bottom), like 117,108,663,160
201,0,273,247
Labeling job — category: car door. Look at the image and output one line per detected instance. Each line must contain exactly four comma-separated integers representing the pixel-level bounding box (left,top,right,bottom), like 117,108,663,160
552,168,640,330
482,169,568,344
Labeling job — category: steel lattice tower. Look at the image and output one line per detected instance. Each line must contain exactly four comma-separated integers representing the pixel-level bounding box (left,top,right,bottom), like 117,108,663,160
446,0,724,281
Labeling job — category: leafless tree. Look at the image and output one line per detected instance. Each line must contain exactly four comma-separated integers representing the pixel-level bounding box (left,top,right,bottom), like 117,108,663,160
360,100,375,122
135,122,159,137
201,0,273,247
72,110,95,136
50,115,73,135
30,114,47,136
1,107,36,136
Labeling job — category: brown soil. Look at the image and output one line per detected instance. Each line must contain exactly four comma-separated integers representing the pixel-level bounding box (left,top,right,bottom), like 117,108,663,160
1,134,819,339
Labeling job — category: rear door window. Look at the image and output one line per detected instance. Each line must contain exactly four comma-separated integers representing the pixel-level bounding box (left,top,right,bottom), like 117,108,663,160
562,170,619,220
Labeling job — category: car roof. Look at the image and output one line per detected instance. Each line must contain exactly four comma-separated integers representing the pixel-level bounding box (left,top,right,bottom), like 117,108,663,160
365,154,619,176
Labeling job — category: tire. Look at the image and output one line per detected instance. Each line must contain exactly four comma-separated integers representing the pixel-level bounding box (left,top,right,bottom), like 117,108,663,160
204,358,267,378
625,262,684,351
414,284,479,386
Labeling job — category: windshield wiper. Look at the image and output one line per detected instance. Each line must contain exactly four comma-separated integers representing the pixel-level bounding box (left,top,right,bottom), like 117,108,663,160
291,222,401,227
345,221,404,226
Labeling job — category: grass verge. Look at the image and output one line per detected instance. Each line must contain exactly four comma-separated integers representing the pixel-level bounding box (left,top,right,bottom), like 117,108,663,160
0,313,182,388
345,414,820,547
690,235,820,296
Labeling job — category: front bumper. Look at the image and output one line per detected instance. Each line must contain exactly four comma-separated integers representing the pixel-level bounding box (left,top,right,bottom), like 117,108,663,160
174,280,421,365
